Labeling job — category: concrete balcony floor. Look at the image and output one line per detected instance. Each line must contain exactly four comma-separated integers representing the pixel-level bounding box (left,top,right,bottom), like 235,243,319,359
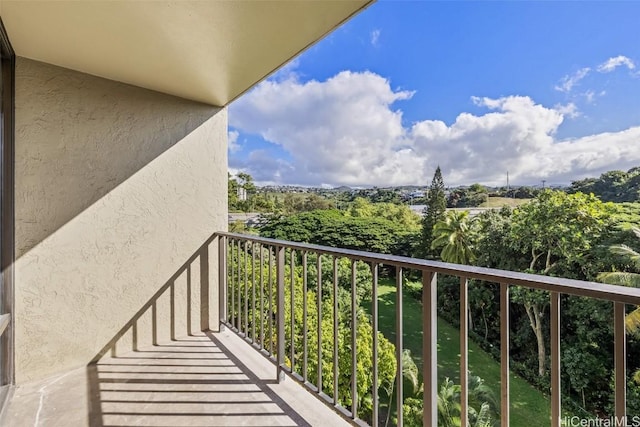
4,330,350,426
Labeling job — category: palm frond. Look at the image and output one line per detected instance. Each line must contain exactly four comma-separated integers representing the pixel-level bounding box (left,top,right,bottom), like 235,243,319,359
468,374,499,414
437,378,461,427
609,244,640,268
473,403,493,427
625,307,640,337
597,271,640,288
402,349,420,395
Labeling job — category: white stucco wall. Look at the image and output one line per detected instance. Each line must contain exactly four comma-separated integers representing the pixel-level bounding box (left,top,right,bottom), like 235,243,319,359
14,58,228,383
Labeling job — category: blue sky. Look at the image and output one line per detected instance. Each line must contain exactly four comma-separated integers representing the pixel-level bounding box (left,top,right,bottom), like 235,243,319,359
229,1,640,188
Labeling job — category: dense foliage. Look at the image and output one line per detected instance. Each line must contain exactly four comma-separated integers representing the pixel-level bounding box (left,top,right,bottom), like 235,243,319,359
225,246,397,423
452,191,640,417
229,167,640,425
568,167,640,202
260,208,419,256
447,184,489,208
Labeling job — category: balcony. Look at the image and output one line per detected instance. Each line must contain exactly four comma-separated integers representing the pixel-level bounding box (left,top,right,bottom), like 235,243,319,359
4,231,640,426
5,330,348,427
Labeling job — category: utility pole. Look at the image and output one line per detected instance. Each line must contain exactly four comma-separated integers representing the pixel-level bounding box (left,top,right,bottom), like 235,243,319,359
506,171,510,197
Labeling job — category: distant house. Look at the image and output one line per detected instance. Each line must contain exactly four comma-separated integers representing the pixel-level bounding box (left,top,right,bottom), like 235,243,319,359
237,187,247,201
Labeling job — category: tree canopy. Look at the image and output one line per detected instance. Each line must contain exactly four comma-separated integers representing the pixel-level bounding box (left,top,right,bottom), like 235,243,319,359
346,197,421,231
568,167,640,202
509,190,615,274
260,209,412,254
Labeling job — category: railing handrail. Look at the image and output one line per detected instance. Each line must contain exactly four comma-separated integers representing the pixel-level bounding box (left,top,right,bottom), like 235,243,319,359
215,231,640,306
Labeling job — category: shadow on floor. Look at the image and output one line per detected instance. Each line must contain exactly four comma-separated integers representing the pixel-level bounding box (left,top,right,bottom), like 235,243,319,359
87,332,311,427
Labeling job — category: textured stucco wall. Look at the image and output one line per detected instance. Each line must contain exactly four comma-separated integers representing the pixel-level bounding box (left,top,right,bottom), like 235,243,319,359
14,58,228,383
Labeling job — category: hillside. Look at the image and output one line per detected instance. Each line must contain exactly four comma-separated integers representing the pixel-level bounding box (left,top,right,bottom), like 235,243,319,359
569,167,640,202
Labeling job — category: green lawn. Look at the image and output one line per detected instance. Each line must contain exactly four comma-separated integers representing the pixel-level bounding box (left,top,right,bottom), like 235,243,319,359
369,283,551,427
479,197,531,208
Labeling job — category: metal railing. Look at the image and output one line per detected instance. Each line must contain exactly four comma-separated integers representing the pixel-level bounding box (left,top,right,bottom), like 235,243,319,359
215,232,640,427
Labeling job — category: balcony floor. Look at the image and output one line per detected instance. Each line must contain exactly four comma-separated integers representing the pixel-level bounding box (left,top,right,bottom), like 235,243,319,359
4,330,350,426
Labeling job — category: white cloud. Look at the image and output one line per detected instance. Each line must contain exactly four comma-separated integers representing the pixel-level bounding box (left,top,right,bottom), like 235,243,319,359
228,130,240,152
270,58,301,82
554,102,580,118
230,71,414,186
555,67,590,93
370,29,381,47
582,90,607,104
230,71,640,187
597,55,635,73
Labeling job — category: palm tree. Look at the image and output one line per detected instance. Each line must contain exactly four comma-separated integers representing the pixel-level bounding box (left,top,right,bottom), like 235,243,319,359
471,403,494,427
437,378,462,427
597,227,640,336
431,210,479,331
598,228,640,387
431,210,477,265
385,349,420,427
436,377,496,427
467,375,498,418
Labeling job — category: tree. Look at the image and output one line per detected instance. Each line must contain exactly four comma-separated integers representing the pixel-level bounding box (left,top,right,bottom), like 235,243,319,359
431,210,477,265
237,172,256,195
468,183,487,194
563,345,607,408
229,172,258,212
251,193,275,213
420,166,446,258
347,197,421,231
236,173,257,212
447,187,488,208
402,374,497,427
260,210,411,255
508,190,615,377
568,167,640,202
228,173,239,211
597,227,640,336
510,191,614,275
227,246,397,424
301,193,334,212
385,349,420,427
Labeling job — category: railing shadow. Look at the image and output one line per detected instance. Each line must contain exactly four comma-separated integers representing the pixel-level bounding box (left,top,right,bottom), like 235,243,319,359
86,233,311,426
86,235,213,427
88,335,311,427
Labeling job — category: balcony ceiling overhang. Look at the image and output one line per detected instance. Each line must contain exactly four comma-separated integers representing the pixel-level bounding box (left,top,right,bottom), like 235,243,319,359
1,0,373,106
